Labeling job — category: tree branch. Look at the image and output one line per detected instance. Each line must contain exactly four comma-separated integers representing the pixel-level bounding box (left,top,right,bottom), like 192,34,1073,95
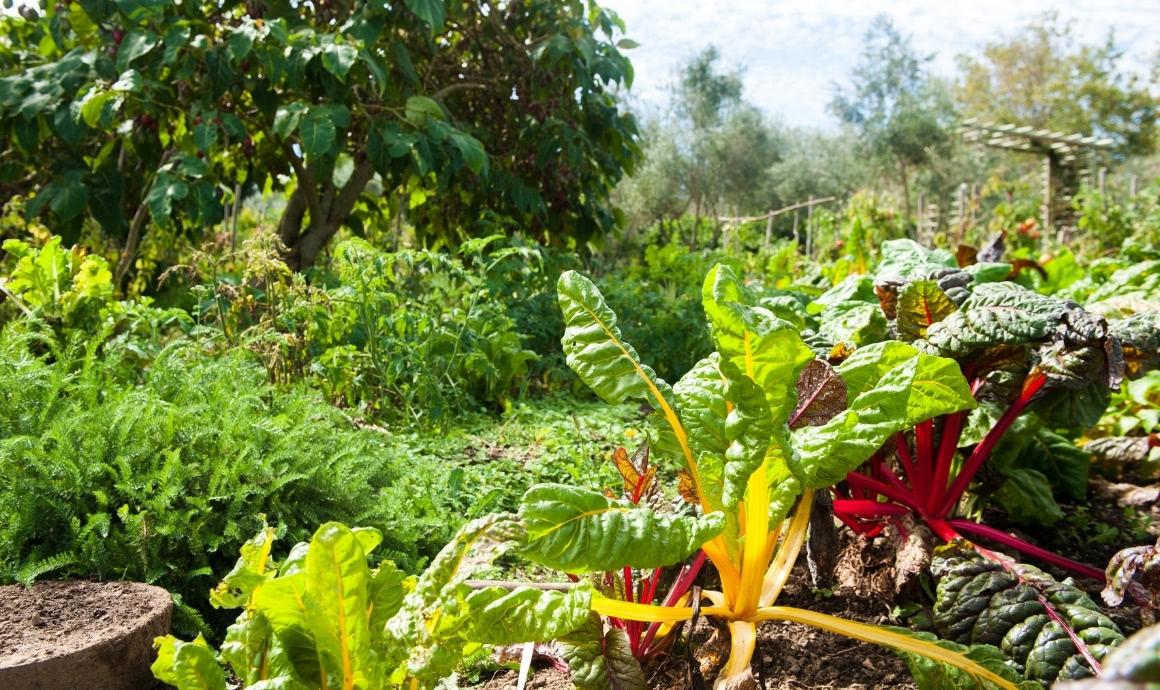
280,140,325,228
115,198,151,286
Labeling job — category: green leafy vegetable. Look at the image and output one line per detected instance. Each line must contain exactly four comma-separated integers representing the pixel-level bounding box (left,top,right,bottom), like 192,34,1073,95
932,546,1124,685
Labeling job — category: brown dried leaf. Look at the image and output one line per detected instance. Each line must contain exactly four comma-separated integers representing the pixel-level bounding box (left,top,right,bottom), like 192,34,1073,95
875,281,902,320
828,342,855,365
677,470,700,505
1102,538,1160,608
789,359,848,429
956,244,978,267
610,442,653,498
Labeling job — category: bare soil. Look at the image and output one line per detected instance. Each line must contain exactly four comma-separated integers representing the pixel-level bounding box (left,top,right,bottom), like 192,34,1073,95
0,580,172,690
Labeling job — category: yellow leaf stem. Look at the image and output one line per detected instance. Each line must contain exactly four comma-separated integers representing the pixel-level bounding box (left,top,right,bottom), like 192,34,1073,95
759,490,814,606
752,606,1018,690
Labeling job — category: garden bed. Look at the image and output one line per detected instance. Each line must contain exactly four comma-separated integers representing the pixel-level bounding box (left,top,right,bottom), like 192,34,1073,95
0,580,172,690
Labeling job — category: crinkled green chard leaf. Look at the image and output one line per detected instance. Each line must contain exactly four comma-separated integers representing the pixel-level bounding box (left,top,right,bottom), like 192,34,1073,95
720,359,777,508
386,514,528,685
1110,312,1160,379
886,627,1040,690
809,274,879,315
151,635,228,690
1032,308,1124,430
896,280,958,342
559,613,647,690
665,353,729,501
932,546,1124,685
818,300,890,348
702,264,815,420
808,274,889,346
923,283,1068,358
459,583,593,646
875,239,958,282
518,484,724,572
790,343,975,488
559,270,710,508
662,353,792,547
1055,624,1160,689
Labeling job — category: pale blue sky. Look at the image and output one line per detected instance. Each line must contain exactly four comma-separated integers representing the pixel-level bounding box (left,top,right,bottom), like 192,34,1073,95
601,0,1160,128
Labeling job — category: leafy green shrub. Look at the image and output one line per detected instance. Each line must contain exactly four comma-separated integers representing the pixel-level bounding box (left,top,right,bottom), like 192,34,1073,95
1,236,113,328
188,237,538,423
0,333,431,634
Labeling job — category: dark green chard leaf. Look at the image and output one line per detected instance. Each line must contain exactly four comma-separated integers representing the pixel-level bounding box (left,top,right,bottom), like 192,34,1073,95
1110,312,1160,379
923,283,1067,358
932,547,1124,685
1056,624,1160,689
992,468,1063,526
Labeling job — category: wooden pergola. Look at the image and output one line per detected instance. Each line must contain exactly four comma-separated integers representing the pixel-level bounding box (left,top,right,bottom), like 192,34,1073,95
959,119,1116,232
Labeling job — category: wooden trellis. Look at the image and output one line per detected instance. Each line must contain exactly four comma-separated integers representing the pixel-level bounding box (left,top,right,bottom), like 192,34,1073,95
959,119,1115,236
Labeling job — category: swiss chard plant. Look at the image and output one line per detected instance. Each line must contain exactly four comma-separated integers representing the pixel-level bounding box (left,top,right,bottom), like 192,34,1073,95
153,517,594,689
811,241,1160,581
516,266,1028,690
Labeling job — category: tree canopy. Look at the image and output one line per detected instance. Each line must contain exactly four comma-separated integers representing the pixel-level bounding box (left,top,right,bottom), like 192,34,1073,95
0,0,640,278
955,13,1158,156
829,15,953,220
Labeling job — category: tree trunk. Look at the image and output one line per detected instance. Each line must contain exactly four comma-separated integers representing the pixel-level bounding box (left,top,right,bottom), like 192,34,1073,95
277,157,376,271
898,158,912,227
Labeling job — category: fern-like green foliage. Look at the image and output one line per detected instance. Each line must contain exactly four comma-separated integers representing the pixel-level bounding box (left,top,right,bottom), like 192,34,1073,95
0,329,436,636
